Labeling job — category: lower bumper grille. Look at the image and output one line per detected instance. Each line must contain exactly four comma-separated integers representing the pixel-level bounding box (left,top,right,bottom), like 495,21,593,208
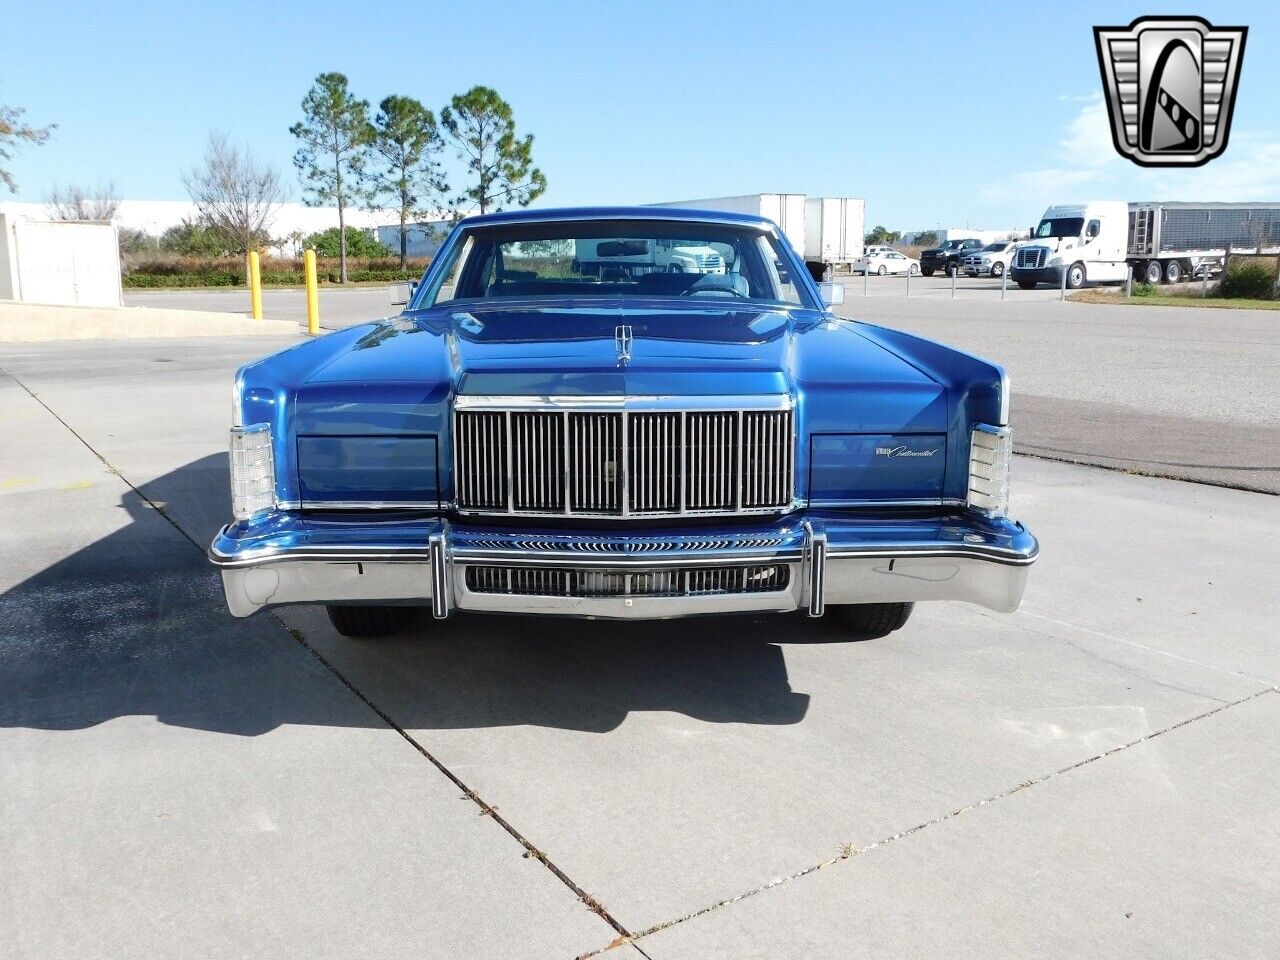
464,563,790,598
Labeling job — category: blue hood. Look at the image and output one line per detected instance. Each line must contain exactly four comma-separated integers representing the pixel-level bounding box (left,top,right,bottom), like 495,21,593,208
299,303,948,434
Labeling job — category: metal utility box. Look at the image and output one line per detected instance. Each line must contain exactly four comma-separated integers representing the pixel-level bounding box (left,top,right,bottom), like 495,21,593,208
0,214,123,306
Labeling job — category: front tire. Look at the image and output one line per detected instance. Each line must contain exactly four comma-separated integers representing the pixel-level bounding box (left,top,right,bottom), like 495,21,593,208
1065,262,1086,289
1017,279,1037,290
829,603,914,639
991,261,1005,278
877,265,887,276
909,263,919,276
921,268,934,277
326,605,416,638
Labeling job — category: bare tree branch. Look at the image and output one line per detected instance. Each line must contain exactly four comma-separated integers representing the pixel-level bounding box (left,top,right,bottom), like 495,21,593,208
183,132,285,255
46,181,120,221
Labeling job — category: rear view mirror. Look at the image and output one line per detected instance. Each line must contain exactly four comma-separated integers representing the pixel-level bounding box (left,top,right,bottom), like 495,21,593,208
818,281,845,307
597,240,650,257
391,281,417,306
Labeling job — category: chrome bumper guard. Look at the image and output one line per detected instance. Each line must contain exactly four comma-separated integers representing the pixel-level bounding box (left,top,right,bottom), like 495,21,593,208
209,514,1038,620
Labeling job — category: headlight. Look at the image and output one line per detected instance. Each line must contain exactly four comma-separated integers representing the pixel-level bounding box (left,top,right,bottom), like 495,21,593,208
229,424,275,520
967,425,1011,517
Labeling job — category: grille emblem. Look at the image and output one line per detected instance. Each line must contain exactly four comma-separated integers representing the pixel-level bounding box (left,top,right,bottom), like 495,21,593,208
1094,16,1247,167
615,324,633,364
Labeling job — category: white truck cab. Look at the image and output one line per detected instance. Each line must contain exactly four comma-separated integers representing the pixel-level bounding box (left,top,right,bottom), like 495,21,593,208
572,238,727,276
1010,201,1129,289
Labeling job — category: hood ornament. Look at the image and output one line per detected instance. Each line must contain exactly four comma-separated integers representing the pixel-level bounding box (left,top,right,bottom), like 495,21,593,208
614,324,633,365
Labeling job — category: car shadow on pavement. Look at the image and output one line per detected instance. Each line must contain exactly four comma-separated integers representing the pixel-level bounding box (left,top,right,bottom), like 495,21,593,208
1,454,822,736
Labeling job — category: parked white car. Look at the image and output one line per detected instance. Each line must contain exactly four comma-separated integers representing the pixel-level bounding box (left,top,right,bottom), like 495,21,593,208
856,250,920,276
963,240,1020,278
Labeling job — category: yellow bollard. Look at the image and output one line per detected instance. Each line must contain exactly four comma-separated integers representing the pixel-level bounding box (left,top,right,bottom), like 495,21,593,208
247,251,263,320
303,248,320,335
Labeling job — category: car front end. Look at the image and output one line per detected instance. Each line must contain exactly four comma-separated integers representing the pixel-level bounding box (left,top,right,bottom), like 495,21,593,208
209,208,1037,632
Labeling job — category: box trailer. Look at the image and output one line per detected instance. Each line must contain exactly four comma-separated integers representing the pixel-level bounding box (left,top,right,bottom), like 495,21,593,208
1127,201,1280,284
804,197,865,279
655,193,865,279
656,193,806,251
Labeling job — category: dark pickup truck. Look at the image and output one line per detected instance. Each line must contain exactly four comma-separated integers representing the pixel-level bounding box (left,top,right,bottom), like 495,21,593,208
920,238,985,277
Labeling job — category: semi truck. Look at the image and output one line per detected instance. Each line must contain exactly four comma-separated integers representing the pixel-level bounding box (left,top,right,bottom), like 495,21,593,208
1011,200,1280,289
655,193,865,280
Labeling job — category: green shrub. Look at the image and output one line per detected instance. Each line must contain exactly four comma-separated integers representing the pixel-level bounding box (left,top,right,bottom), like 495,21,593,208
1131,282,1159,298
303,226,392,258
123,272,242,288
1218,262,1276,300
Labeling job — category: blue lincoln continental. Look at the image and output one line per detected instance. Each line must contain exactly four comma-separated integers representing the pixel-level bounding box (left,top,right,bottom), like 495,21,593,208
210,207,1038,639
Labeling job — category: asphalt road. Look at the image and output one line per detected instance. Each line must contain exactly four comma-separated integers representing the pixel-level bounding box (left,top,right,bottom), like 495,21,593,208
2,337,1277,958
125,283,1280,493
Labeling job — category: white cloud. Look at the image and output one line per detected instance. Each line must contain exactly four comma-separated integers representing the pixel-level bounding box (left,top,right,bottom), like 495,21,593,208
1146,133,1280,200
978,93,1117,204
973,92,1280,222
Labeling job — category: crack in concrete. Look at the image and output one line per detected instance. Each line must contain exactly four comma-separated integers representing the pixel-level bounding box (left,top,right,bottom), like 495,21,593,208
962,606,1238,705
582,686,1278,956
2,364,641,955
1013,448,1278,496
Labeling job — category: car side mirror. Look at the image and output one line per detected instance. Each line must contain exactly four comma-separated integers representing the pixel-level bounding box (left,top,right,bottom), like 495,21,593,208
391,281,417,306
818,281,845,307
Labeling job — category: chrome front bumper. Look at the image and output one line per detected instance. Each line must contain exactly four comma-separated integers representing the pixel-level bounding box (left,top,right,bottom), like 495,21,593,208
209,512,1038,620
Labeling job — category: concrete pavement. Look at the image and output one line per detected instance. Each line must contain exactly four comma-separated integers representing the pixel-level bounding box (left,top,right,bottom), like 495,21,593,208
2,337,1277,958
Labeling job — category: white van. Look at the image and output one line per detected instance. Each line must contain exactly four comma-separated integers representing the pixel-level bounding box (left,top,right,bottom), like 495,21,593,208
1009,202,1129,289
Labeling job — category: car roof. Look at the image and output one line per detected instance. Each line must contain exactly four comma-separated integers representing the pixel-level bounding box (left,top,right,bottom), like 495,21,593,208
456,205,776,229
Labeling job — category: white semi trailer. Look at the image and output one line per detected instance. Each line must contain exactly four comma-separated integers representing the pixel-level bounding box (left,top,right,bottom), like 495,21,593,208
1127,202,1280,284
1011,200,1280,289
655,193,865,280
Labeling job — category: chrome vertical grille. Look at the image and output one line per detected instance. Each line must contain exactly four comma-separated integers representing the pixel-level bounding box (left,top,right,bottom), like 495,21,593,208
685,411,738,510
454,403,794,516
629,412,681,513
742,410,794,509
511,412,564,512
454,411,507,510
569,412,622,513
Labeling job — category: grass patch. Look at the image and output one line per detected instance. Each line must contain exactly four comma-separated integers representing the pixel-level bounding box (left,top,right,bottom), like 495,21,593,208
1068,289,1280,310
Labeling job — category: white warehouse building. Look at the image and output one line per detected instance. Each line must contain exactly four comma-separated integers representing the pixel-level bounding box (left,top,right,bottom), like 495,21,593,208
0,200,430,256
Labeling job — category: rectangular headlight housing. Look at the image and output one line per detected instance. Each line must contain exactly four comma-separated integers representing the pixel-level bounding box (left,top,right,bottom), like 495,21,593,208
967,425,1011,516
230,424,275,520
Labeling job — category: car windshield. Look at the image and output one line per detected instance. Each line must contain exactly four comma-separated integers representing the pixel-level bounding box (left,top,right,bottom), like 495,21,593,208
1035,218,1084,238
982,242,1006,251
423,219,813,309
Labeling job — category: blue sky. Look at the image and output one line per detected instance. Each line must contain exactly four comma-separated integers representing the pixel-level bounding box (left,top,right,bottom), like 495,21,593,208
3,1,1277,230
